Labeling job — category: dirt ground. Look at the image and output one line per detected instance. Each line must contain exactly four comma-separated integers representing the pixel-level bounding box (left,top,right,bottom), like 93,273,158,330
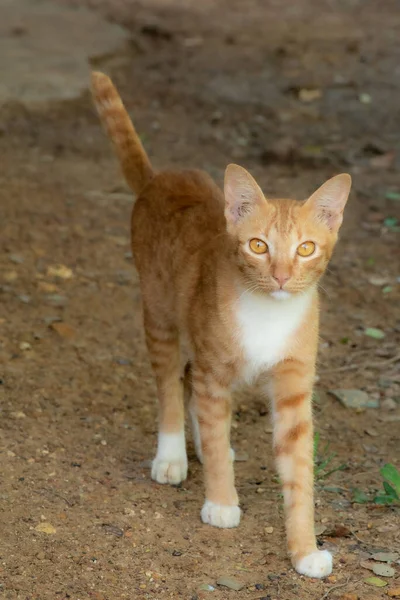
1,1,399,598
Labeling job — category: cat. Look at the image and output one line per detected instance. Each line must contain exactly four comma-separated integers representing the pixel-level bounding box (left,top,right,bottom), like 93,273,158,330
91,71,351,578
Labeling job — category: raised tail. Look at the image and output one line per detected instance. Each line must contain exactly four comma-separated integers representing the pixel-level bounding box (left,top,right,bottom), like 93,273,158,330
91,71,153,195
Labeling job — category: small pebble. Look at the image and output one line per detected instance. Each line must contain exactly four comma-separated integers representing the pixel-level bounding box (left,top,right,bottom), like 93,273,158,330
19,342,31,351
198,584,215,592
9,253,24,264
382,398,397,411
45,294,68,307
265,526,274,534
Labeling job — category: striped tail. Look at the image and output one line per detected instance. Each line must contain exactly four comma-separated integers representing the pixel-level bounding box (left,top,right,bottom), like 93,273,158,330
91,71,153,195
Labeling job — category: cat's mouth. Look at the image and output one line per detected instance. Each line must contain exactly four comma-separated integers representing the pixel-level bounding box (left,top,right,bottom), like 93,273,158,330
270,290,292,300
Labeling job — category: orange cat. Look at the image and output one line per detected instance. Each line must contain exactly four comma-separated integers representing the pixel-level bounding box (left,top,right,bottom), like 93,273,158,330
91,72,351,578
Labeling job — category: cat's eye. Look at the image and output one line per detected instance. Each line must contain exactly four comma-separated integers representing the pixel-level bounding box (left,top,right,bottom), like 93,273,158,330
297,241,316,257
249,238,268,254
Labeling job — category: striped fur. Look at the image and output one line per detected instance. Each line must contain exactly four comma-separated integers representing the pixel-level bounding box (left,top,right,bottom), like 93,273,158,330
91,72,351,578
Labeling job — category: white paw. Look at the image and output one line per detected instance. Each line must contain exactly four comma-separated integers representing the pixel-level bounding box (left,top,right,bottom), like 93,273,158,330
201,500,241,528
151,431,188,485
295,550,332,578
151,457,187,484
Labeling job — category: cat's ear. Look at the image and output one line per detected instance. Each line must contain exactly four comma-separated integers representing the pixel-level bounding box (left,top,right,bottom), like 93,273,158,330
224,164,267,227
305,173,352,232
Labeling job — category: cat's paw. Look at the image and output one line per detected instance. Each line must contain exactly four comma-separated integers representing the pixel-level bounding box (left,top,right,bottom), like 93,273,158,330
151,432,188,485
151,457,188,485
201,500,241,528
295,550,332,578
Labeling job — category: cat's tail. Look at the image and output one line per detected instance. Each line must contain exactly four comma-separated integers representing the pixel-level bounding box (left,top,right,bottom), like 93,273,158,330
91,71,153,195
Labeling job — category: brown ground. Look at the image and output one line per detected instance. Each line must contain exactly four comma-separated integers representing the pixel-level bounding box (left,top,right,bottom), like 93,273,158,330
1,1,399,599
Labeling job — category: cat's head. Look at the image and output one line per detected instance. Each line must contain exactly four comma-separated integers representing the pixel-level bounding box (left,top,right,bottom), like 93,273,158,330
224,164,351,299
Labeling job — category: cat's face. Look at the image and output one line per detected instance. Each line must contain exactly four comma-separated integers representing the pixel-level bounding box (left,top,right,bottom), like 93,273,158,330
224,166,352,299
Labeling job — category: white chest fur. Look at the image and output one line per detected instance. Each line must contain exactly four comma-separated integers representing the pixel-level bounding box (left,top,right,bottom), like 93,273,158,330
235,289,312,383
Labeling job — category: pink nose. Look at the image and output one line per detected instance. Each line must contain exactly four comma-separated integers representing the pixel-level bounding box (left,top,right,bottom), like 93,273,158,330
273,274,290,288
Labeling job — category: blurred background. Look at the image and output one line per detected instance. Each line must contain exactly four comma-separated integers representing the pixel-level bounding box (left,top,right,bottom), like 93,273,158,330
1,1,399,598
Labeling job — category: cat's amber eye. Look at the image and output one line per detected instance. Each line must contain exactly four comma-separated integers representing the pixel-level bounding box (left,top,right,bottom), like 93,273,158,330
249,238,268,254
297,241,316,257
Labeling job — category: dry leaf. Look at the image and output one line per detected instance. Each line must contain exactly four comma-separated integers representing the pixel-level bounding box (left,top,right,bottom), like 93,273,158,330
372,563,395,577
371,552,399,563
365,428,379,437
329,389,378,409
47,264,74,279
369,151,395,169
360,560,375,571
35,522,56,534
216,576,245,591
364,576,387,587
315,524,327,536
299,88,322,102
38,281,59,293
50,322,76,339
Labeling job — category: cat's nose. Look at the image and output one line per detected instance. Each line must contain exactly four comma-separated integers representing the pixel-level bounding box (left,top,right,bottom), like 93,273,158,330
273,274,291,288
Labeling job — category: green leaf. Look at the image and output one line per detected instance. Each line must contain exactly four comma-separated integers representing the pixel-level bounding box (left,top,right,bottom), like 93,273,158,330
364,327,385,339
385,191,400,201
320,464,347,479
383,481,399,499
352,488,369,503
381,463,400,495
382,285,392,294
364,576,388,587
373,495,395,505
384,217,399,228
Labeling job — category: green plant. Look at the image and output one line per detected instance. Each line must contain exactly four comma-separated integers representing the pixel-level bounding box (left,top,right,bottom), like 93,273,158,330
352,463,400,505
313,432,347,481
374,463,400,505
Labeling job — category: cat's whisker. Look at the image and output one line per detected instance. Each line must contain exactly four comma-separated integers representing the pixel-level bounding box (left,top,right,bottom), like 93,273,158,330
317,282,332,300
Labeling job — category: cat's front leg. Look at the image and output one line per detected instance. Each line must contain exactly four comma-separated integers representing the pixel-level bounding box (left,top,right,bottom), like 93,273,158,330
270,359,332,578
191,368,240,528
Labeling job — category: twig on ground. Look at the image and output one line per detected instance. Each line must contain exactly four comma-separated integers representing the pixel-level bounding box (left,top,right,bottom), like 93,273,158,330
320,352,400,374
320,577,354,600
33,488,74,507
351,529,369,545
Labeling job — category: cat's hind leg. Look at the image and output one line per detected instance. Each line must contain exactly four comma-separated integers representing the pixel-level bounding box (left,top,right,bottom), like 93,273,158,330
144,313,187,485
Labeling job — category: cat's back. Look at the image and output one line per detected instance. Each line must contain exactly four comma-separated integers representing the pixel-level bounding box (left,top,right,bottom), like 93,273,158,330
133,169,224,231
